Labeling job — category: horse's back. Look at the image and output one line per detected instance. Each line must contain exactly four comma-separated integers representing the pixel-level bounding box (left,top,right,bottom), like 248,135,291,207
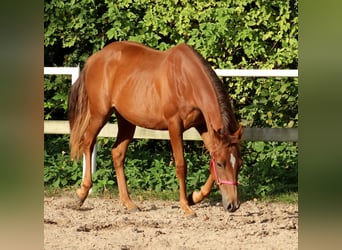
83,41,206,130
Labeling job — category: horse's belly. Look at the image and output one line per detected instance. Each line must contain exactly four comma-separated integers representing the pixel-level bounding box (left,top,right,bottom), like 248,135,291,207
115,103,168,130
111,80,176,130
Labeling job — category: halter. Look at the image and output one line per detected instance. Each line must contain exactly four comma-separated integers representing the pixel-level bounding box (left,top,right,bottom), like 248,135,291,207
210,156,239,186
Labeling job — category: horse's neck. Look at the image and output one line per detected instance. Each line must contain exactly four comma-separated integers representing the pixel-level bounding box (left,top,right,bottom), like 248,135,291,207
173,45,235,135
194,83,226,135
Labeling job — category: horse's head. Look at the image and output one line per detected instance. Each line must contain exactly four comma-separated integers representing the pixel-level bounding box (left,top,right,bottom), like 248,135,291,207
210,126,243,212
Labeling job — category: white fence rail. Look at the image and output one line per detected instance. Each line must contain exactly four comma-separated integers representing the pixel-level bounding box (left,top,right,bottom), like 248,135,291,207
215,69,298,77
44,67,298,179
44,67,80,84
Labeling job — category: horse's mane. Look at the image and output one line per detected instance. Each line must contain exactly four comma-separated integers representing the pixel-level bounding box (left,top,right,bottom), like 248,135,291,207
184,45,239,135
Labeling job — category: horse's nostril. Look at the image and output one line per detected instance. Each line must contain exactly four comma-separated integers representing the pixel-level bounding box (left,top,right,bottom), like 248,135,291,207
237,201,241,209
227,202,239,212
227,203,234,212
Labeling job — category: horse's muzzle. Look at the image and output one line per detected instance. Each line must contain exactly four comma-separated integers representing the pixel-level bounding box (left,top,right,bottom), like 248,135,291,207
226,200,240,212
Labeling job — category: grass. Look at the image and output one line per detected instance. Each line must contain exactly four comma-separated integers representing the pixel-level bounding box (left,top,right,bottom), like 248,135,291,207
259,192,298,203
44,185,298,204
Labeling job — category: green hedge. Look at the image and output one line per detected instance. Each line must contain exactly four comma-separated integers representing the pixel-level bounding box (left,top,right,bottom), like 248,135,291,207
44,0,298,199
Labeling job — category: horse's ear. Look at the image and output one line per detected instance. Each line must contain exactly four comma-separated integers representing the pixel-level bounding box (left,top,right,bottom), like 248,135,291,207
233,126,243,140
234,125,243,140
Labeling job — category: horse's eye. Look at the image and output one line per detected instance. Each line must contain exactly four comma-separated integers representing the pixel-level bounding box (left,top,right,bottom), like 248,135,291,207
217,162,223,168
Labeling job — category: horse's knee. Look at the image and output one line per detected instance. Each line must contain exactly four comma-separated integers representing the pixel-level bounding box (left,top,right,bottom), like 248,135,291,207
111,147,121,160
81,181,93,190
175,165,187,180
111,147,123,161
174,159,187,177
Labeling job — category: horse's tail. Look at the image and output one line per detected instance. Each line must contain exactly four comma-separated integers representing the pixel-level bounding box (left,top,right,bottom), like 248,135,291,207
68,65,90,160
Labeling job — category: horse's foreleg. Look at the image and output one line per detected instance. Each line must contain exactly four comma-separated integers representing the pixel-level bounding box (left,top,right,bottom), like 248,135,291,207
188,174,215,205
169,120,195,216
187,126,215,205
112,115,138,211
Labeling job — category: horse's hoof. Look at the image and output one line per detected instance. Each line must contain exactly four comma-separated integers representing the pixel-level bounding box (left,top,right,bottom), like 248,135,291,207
185,212,197,218
182,205,197,218
187,191,195,206
66,193,84,210
128,206,141,213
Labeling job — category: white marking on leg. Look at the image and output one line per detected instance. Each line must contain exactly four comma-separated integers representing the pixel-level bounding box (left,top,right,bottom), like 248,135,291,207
230,153,236,169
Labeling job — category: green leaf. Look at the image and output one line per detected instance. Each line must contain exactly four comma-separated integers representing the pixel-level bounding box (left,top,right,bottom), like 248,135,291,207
253,142,265,152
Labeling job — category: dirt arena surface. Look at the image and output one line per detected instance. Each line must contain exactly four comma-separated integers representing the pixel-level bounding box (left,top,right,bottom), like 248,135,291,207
44,195,298,250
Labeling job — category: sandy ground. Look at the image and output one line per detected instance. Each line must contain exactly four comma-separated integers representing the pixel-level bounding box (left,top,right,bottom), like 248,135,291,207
44,195,297,250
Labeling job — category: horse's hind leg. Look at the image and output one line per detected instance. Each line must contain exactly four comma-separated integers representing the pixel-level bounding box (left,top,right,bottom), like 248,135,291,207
111,112,138,211
73,113,109,208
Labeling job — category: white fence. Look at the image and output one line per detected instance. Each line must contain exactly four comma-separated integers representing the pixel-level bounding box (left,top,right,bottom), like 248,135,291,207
44,67,298,179
44,67,80,84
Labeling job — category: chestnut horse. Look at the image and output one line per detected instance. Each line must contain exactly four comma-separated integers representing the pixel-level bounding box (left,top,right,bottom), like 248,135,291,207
68,41,243,216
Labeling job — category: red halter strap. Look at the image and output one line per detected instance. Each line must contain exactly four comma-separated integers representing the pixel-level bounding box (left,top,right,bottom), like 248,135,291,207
210,156,239,186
